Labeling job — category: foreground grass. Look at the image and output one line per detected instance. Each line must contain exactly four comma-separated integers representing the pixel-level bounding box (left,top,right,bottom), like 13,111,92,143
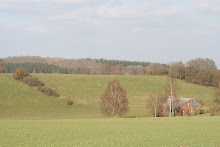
0,73,215,119
0,117,219,146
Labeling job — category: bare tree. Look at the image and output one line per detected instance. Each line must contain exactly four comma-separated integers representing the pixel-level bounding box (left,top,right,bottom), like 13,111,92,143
186,58,217,70
0,62,6,73
100,62,113,75
0,65,6,73
210,88,220,116
113,64,124,75
100,79,128,118
148,91,162,117
146,63,159,75
194,69,214,86
169,62,185,80
213,70,220,88
164,76,180,117
214,88,220,104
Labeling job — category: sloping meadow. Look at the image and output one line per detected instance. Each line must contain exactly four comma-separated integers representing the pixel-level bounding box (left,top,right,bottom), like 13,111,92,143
0,73,215,119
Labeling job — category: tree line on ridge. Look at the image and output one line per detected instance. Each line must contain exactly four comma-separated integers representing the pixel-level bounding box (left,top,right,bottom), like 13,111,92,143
0,57,219,88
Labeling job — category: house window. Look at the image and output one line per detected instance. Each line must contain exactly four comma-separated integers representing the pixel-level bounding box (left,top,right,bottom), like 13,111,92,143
188,102,190,108
182,109,184,116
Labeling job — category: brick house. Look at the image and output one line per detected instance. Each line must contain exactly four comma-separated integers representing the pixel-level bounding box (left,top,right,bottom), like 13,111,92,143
163,97,203,116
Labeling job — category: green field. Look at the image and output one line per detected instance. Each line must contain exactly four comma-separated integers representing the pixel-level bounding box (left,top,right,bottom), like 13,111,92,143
0,117,220,146
0,73,215,119
0,73,219,146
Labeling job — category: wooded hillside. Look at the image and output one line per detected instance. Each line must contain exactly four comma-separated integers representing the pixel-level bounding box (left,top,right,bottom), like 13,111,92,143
1,56,219,88
1,56,166,75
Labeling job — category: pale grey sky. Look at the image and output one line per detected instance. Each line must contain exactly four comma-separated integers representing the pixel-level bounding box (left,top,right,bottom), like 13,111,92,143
0,0,219,68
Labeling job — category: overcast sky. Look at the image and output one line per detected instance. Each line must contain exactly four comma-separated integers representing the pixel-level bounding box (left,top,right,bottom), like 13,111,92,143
0,0,219,68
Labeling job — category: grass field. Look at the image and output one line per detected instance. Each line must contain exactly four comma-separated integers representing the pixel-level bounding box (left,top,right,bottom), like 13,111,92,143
0,74,219,146
0,73,215,119
0,117,220,146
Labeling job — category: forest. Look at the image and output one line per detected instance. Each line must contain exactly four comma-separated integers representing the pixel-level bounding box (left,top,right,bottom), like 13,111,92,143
0,56,219,88
2,62,68,74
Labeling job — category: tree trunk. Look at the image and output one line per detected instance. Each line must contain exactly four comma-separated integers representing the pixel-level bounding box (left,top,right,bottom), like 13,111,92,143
155,106,157,117
169,77,174,117
169,97,171,117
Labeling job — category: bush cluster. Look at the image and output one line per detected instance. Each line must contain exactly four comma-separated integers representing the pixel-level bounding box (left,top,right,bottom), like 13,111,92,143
13,67,60,98
38,86,60,97
209,104,220,116
21,76,45,87
197,108,205,115
13,67,30,80
66,98,74,105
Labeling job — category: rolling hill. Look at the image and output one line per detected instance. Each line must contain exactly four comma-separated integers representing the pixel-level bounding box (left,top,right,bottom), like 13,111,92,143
0,73,215,119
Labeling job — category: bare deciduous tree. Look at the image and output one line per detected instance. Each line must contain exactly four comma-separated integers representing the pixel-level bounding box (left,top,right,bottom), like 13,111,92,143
148,91,162,117
100,79,128,118
194,69,214,86
146,63,159,75
186,58,217,70
169,62,185,80
164,76,180,117
0,66,6,73
100,62,113,75
210,88,220,116
213,71,220,88
0,62,6,73
112,64,124,75
214,88,220,104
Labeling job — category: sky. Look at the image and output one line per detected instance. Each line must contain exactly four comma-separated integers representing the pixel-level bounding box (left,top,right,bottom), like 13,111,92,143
0,0,220,68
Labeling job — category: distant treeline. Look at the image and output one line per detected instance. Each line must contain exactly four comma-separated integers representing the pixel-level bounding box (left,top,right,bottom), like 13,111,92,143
1,56,220,88
95,58,168,67
3,63,68,74
168,58,220,87
2,56,170,75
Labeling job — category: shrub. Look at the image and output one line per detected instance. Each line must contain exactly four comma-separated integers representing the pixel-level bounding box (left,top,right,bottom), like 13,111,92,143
197,108,205,115
156,105,164,117
66,99,74,105
13,67,30,80
38,86,60,97
21,76,45,87
209,104,220,116
0,65,6,73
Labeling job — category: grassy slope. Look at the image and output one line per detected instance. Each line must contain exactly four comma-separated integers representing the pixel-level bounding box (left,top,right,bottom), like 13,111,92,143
0,117,220,146
0,73,215,119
